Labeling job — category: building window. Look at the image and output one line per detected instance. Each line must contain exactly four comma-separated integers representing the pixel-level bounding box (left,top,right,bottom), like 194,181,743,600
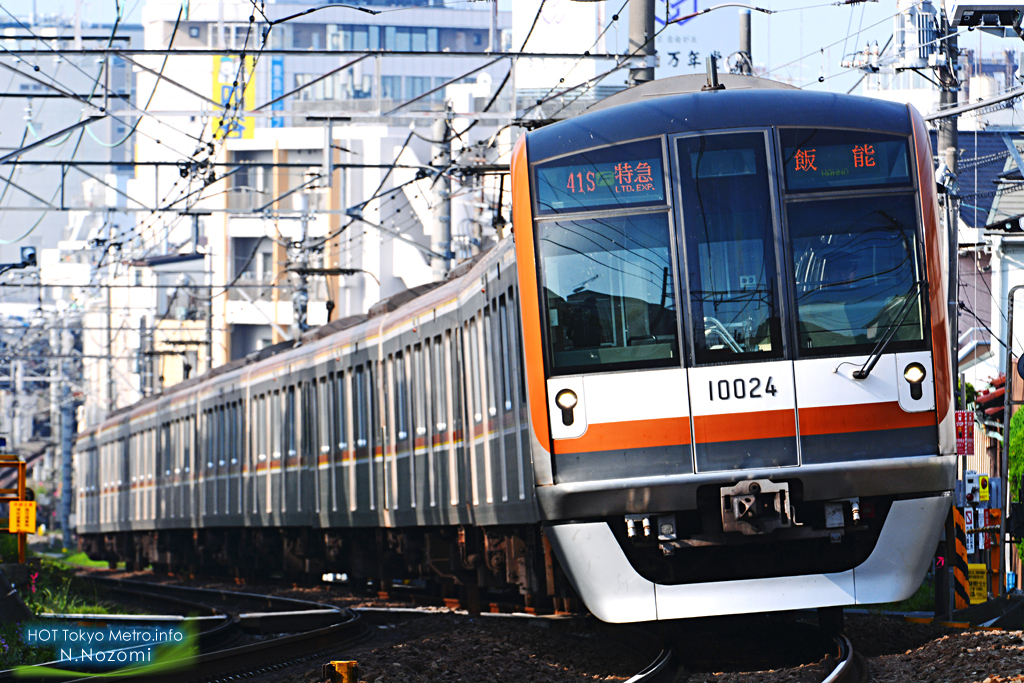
188,26,200,39
405,76,431,101
381,76,402,100
331,25,380,51
381,27,437,52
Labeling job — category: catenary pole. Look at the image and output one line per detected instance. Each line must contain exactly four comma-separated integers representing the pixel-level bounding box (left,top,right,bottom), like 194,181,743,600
628,0,656,86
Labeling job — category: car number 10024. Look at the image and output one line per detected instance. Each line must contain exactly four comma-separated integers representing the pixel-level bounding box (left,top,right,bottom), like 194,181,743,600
709,377,778,401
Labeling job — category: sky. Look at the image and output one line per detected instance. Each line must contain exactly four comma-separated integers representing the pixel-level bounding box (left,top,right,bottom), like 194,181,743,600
0,0,1018,96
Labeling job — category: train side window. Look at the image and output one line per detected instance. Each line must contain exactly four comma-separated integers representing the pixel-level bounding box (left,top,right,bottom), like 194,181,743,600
220,405,227,467
319,377,331,467
335,372,347,451
677,131,783,365
366,362,377,511
412,344,426,438
483,306,498,418
537,212,679,374
451,328,465,438
467,318,482,423
433,336,447,434
498,296,513,411
395,352,408,441
286,385,297,460
272,390,281,461
354,367,367,449
256,394,266,464
231,402,239,466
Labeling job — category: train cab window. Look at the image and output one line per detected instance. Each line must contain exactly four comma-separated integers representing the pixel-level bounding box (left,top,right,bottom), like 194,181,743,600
677,132,783,365
788,193,924,355
538,212,678,374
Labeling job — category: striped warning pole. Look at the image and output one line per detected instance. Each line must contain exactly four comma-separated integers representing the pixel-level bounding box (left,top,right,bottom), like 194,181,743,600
953,507,971,610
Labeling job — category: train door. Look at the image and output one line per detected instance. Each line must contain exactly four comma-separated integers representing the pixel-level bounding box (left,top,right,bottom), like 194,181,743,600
353,365,373,513
383,356,395,514
449,328,467,514
255,394,267,516
506,290,528,502
390,352,413,513
228,402,239,515
218,405,228,515
483,301,507,505
201,409,212,517
410,344,429,515
431,335,451,511
270,389,282,519
303,381,317,514
317,378,331,516
330,372,347,515
675,130,798,473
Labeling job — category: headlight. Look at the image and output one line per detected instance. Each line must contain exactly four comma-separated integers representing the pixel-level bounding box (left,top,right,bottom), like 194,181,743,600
903,363,926,384
555,389,578,410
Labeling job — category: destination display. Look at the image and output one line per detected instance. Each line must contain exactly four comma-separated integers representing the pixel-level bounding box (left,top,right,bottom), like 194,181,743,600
781,129,911,192
535,139,666,214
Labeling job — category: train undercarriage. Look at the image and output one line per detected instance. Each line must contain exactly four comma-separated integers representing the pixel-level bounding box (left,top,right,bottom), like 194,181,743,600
81,525,580,613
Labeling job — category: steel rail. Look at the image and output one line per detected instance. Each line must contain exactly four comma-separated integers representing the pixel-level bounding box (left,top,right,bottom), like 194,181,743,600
821,634,858,683
627,648,678,682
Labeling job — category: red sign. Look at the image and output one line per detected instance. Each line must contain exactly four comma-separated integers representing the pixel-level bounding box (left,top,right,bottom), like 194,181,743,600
956,410,974,457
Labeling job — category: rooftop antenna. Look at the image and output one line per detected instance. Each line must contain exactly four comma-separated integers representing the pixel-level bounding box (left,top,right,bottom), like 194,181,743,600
702,56,726,91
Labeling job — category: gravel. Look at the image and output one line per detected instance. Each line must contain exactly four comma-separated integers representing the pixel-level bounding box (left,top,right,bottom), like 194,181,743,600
253,613,652,683
83,571,1024,683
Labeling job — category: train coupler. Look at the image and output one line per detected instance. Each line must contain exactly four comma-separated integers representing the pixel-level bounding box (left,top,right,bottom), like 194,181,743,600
720,479,800,536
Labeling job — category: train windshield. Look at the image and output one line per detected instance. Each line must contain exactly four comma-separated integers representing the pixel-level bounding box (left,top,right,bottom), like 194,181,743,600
789,193,925,355
538,212,678,374
676,131,783,365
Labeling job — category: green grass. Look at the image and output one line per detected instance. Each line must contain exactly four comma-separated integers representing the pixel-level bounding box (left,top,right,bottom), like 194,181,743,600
18,559,134,616
869,576,935,613
51,551,108,568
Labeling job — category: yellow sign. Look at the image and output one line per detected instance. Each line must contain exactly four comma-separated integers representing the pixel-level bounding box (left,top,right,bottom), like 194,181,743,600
980,475,990,502
9,501,35,534
968,563,988,604
212,55,256,140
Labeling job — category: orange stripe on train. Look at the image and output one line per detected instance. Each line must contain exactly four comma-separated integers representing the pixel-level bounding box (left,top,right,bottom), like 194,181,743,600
553,417,691,455
799,402,936,436
694,409,797,444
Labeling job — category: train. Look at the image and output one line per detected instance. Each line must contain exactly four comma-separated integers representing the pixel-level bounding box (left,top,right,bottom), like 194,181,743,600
76,74,955,623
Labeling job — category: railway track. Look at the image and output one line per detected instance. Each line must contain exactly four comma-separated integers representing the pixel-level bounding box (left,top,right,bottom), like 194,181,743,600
6,574,863,683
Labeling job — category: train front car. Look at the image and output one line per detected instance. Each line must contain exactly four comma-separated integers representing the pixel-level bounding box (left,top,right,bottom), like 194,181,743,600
511,84,955,623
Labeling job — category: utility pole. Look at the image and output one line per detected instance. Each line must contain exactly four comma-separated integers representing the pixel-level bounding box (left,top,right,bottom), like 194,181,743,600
292,192,312,335
937,8,961,612
106,274,115,413
490,0,499,52
431,108,453,281
739,9,753,75
11,360,21,450
628,0,656,86
60,376,74,550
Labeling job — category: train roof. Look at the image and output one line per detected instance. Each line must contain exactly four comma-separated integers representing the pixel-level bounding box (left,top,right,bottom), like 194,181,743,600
91,247,496,428
527,75,915,163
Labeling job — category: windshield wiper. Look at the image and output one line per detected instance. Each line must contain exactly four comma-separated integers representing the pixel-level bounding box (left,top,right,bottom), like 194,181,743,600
852,280,926,380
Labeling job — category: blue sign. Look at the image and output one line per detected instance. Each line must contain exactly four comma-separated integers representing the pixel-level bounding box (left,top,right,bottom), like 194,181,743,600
271,57,284,128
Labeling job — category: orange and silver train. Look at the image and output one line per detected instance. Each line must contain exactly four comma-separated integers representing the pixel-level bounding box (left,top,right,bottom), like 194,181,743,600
76,77,954,623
